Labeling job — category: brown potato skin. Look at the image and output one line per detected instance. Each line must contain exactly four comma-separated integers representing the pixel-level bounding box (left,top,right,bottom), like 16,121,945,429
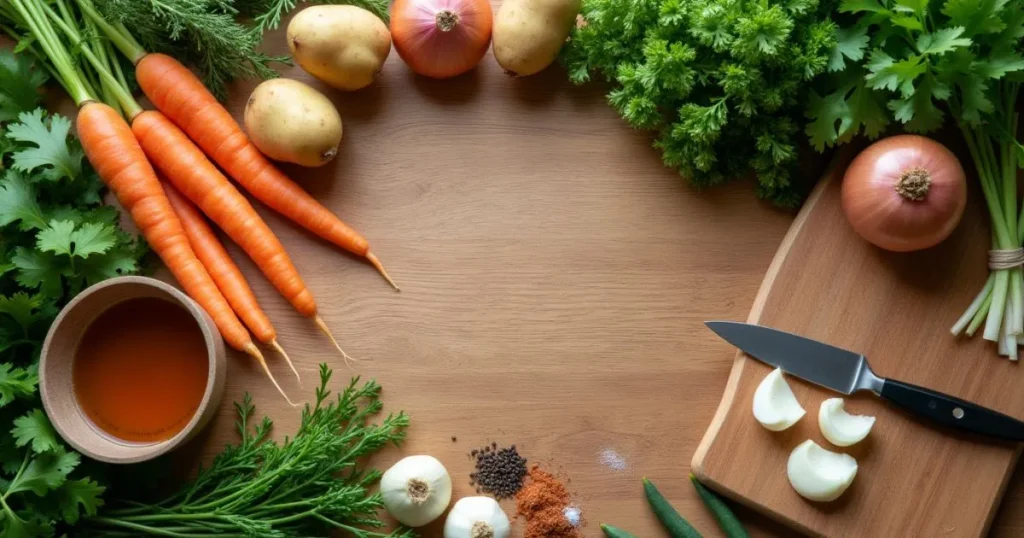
287,5,391,91
492,0,581,77
244,79,343,168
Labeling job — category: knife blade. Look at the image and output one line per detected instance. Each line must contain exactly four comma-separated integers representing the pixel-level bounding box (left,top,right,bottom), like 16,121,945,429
705,321,1024,442
705,321,882,394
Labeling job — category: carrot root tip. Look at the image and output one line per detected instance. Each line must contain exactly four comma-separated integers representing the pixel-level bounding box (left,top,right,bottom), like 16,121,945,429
367,252,400,292
313,315,358,369
271,339,302,386
245,343,298,407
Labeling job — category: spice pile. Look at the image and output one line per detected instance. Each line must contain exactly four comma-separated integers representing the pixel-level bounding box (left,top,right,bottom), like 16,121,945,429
470,443,528,499
516,466,581,538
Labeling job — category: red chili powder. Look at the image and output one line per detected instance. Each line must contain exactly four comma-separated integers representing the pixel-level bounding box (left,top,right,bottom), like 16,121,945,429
515,466,581,538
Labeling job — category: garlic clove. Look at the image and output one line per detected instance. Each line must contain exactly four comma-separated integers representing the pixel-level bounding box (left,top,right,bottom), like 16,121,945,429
786,440,858,502
443,496,511,538
381,455,453,527
752,368,806,431
818,398,875,447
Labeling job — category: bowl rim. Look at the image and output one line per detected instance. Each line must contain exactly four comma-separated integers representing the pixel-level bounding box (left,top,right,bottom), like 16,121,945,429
40,275,225,464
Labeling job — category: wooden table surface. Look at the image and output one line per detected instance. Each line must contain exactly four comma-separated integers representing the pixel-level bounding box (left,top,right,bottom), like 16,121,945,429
100,14,1023,537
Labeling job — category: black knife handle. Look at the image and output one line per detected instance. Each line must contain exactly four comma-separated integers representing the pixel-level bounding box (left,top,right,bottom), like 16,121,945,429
880,379,1024,442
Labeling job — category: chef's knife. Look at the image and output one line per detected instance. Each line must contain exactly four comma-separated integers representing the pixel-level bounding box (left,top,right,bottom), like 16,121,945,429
706,321,1024,442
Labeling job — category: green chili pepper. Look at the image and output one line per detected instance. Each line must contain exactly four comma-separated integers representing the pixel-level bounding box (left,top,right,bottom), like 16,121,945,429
691,474,750,538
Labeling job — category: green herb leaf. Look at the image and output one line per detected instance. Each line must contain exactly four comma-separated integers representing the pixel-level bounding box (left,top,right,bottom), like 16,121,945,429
0,52,47,122
829,26,870,72
55,479,105,524
10,249,65,298
0,364,37,408
0,293,45,334
13,410,59,454
6,449,77,497
0,171,47,231
942,0,1008,37
916,27,972,55
866,50,926,96
6,110,83,183
839,0,887,14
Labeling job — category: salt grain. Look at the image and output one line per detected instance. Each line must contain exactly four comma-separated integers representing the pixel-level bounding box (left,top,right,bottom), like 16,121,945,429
563,506,582,527
599,448,628,471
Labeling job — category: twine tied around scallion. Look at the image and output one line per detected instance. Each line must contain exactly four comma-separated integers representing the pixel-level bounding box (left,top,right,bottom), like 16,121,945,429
989,249,1024,270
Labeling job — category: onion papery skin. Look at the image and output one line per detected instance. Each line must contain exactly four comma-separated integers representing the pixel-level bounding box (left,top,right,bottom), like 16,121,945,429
391,0,493,79
841,135,967,252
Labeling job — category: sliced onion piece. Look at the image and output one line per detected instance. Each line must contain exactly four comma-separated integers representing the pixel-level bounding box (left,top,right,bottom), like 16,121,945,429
752,368,805,431
818,398,875,447
787,440,858,502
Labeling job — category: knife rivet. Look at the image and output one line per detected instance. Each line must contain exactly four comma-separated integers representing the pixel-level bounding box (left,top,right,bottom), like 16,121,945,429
952,407,965,419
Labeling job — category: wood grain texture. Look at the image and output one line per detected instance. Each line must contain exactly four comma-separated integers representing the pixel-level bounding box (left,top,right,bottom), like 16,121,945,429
693,152,1024,537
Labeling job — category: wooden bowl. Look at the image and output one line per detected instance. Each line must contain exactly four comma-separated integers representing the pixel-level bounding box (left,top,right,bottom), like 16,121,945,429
40,276,226,464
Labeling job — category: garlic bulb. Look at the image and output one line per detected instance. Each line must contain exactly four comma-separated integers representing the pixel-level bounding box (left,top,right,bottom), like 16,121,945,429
752,368,805,431
786,440,858,502
381,455,452,527
443,496,511,538
818,398,875,447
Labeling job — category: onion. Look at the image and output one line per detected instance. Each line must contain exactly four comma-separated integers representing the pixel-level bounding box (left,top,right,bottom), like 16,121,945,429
391,0,493,79
842,134,967,252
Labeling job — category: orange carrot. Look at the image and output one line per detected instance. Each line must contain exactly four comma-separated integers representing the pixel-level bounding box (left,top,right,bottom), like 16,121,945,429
162,180,300,382
76,102,295,404
131,109,353,362
134,53,398,291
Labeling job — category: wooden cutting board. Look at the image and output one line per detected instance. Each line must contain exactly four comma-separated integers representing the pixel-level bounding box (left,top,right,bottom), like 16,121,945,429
692,152,1024,537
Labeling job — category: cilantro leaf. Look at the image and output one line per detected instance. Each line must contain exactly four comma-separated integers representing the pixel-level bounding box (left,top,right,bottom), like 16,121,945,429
958,75,994,123
56,479,105,524
6,109,84,183
79,250,139,285
11,249,66,298
894,0,928,16
13,410,59,454
866,50,926,97
829,26,869,72
890,15,925,31
975,48,1024,79
1,511,48,538
69,222,117,258
35,221,77,257
0,171,47,231
942,0,1009,37
806,89,852,150
5,450,74,497
839,0,887,13
0,51,46,122
0,293,45,334
888,74,949,132
916,27,972,55
0,363,37,408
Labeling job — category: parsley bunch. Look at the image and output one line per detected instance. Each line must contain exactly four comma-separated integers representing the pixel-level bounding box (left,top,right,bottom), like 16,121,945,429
808,0,1024,353
0,50,146,537
564,0,840,206
84,366,413,538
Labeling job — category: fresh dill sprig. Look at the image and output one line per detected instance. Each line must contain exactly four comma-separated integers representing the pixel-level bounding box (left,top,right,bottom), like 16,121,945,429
90,0,288,101
236,0,390,36
83,365,414,538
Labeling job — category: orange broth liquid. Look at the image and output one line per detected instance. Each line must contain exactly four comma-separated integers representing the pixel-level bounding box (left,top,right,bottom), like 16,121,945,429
73,297,209,443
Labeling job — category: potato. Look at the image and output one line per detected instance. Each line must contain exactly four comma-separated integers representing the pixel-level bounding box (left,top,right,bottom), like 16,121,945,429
287,5,391,91
492,0,581,77
244,79,343,168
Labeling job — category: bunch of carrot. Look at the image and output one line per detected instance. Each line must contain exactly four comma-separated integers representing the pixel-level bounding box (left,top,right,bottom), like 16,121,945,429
6,0,397,403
